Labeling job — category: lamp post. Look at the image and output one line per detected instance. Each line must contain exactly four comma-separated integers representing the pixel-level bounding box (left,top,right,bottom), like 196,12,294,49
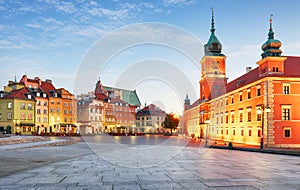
204,119,210,147
257,105,271,150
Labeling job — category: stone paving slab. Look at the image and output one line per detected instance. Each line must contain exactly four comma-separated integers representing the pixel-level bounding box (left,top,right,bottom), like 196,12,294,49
1,137,300,189
0,139,71,150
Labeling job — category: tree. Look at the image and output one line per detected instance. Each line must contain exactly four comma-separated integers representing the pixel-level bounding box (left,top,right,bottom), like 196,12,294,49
162,114,180,135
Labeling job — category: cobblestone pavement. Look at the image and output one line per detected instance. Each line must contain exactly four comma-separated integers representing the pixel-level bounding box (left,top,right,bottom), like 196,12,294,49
1,135,300,189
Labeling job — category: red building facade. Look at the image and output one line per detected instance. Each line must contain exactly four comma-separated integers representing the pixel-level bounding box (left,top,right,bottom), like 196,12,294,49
184,11,300,148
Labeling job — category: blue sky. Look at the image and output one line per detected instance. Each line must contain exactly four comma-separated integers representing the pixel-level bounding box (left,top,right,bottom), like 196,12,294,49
1,0,300,114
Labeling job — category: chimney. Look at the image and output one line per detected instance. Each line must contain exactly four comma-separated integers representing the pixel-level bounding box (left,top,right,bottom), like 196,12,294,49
45,79,52,83
246,67,252,73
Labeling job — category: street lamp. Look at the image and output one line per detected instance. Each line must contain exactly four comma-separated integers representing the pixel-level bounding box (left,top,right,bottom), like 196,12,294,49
204,119,210,147
257,105,271,150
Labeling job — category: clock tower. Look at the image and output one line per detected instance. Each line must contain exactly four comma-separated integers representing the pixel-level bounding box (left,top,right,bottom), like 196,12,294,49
200,9,227,101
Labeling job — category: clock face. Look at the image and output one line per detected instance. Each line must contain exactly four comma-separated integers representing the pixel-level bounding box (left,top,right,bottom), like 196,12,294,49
212,61,220,70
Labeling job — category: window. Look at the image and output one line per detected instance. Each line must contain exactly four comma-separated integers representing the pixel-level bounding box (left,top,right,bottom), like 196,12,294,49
257,87,261,96
8,102,12,109
70,110,73,114
233,129,236,136
225,98,228,105
57,108,61,113
282,109,290,120
37,117,41,122
226,129,228,135
21,103,26,109
7,112,12,120
37,109,41,114
28,103,32,110
231,95,234,104
247,111,251,122
283,83,290,94
28,113,32,120
50,108,54,113
43,109,47,114
51,100,54,104
64,110,68,114
225,113,228,123
64,102,68,106
64,117,67,122
282,105,291,120
21,113,26,120
44,102,48,106
220,115,223,124
57,101,60,105
258,129,261,137
70,103,73,107
239,93,243,101
43,117,47,122
231,112,234,123
37,101,41,106
247,89,251,99
241,129,244,136
239,112,243,122
284,128,291,138
248,129,252,136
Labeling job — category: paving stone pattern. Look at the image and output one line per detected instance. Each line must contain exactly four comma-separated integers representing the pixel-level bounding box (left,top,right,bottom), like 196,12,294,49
1,137,300,189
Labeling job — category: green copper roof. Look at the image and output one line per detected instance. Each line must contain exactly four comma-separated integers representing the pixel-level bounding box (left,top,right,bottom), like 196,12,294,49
103,86,141,106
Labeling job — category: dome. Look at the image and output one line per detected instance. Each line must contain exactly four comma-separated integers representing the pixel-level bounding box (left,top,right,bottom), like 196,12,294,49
261,17,282,58
205,32,222,54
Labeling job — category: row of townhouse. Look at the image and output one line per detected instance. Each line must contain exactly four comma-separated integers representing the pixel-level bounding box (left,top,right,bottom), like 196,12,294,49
77,79,141,135
0,75,77,135
77,79,168,135
183,11,300,148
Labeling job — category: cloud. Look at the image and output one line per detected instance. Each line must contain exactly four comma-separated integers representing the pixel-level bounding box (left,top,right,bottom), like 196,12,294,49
55,1,77,14
0,40,37,49
74,26,109,39
162,0,195,6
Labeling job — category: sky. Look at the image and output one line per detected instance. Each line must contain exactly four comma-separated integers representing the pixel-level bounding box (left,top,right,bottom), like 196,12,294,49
1,0,300,115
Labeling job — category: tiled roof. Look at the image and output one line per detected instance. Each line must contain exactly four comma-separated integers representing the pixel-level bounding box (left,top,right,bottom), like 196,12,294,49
226,56,300,93
226,67,259,93
137,104,166,116
283,56,300,77
103,86,141,106
4,88,33,100
40,81,57,96
189,99,200,109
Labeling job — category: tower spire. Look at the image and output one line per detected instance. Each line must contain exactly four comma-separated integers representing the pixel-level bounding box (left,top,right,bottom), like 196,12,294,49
204,7,223,56
268,14,274,40
211,7,215,34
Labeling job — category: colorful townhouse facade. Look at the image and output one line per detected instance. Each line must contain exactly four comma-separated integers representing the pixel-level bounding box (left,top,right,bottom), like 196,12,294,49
20,75,78,134
77,92,104,135
183,11,300,148
77,79,141,135
0,75,78,135
0,82,35,135
136,104,166,133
